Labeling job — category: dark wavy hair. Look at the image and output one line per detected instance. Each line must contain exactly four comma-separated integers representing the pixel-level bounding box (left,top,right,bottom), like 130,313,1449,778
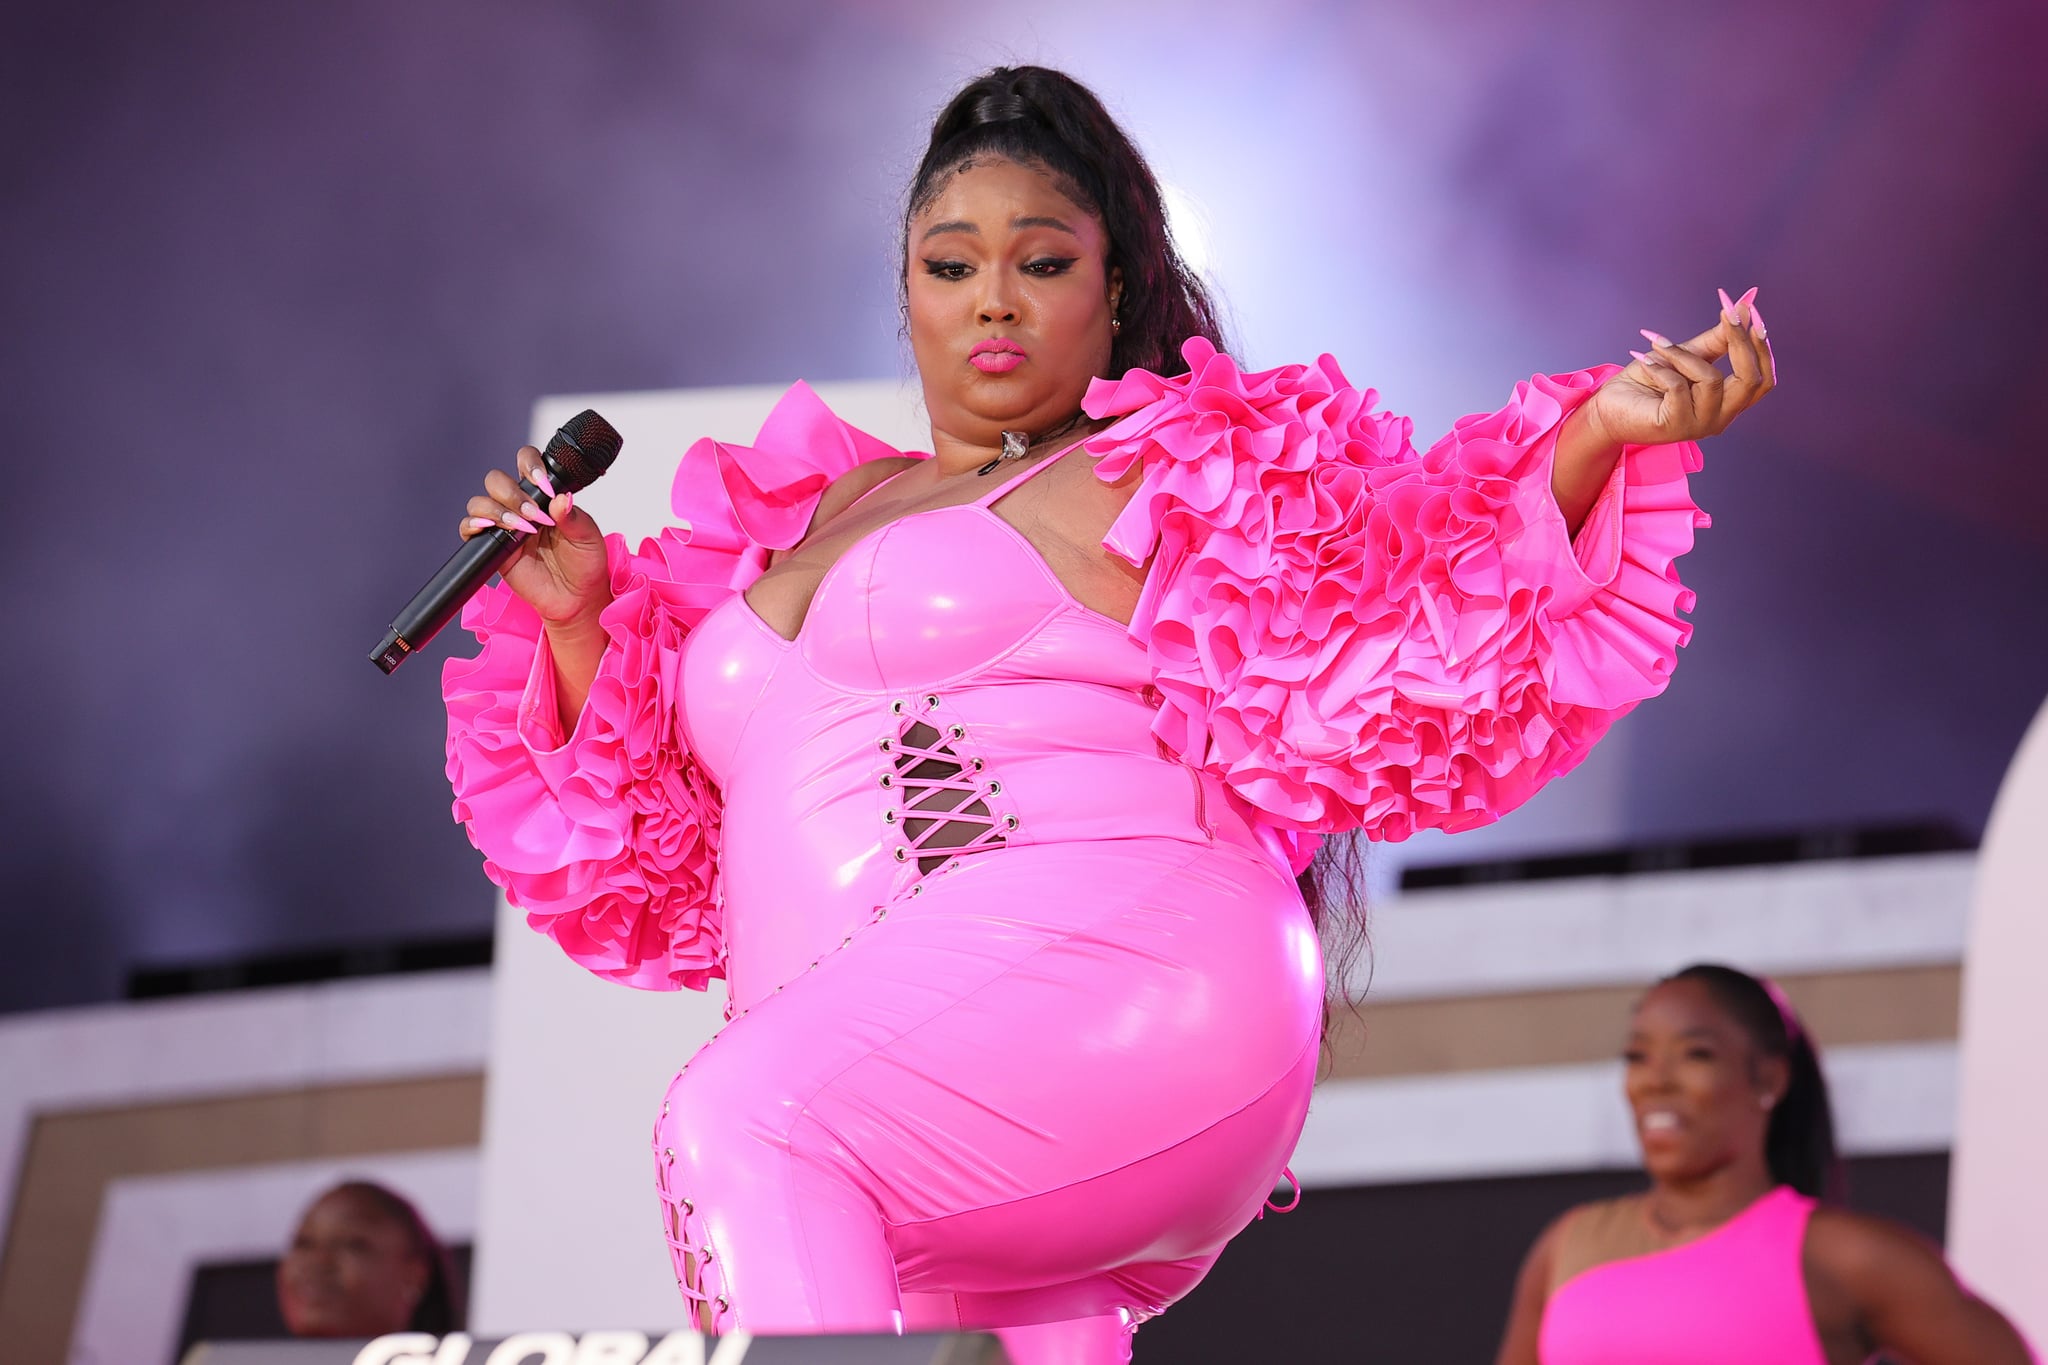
903,67,1370,1010
1664,964,1845,1202
330,1180,465,1334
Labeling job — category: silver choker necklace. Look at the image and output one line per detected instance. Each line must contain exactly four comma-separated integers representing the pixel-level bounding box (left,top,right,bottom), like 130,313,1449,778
976,429,1031,477
977,413,1092,476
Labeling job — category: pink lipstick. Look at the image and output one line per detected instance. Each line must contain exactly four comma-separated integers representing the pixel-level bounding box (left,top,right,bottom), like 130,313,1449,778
970,338,1026,374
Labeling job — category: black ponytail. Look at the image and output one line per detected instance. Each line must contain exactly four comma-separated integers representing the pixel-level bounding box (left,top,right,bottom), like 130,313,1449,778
903,65,1227,382
1666,964,1845,1203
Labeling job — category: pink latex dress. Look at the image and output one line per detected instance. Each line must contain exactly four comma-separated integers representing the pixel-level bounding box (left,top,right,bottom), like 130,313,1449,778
444,340,1707,1361
1538,1187,1827,1365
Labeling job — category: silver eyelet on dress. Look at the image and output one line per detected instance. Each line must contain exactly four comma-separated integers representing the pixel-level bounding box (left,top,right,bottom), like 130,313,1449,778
893,847,909,862
970,757,985,771
664,1147,675,1161
875,907,889,920
1003,814,1020,830
890,699,906,715
986,781,1003,795
681,1197,694,1213
879,773,895,788
948,724,966,739
924,694,940,708
882,809,897,824
878,737,893,752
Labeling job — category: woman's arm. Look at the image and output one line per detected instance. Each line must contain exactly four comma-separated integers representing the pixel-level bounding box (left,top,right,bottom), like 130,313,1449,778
1808,1209,2035,1365
1551,288,1773,535
1549,402,1623,535
1495,1213,1567,1365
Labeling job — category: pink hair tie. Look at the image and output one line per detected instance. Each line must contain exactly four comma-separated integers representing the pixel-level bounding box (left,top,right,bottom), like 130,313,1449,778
1759,976,1803,1046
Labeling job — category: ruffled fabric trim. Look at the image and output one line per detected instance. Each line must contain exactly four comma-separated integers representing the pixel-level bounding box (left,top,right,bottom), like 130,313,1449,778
441,381,899,989
1085,337,1708,849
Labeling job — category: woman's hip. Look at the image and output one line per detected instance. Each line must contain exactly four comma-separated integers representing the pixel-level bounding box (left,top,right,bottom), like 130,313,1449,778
664,835,1323,1219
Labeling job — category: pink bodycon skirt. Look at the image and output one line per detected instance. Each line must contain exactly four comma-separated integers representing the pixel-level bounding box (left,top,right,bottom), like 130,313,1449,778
649,834,1322,1362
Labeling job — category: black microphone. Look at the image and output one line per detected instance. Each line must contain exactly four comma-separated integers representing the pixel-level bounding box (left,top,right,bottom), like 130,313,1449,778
370,409,623,674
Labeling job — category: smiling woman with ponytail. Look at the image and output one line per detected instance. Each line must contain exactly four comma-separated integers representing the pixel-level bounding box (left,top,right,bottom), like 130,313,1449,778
1496,963,2034,1365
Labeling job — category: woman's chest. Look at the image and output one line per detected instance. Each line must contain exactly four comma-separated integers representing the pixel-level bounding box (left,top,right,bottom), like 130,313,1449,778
747,451,1141,642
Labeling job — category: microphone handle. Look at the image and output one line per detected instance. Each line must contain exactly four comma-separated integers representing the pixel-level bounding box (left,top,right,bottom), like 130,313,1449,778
369,474,552,674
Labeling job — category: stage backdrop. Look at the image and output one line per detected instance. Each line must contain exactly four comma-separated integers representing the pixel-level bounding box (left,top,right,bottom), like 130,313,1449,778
1950,693,2048,1345
5,0,2048,1014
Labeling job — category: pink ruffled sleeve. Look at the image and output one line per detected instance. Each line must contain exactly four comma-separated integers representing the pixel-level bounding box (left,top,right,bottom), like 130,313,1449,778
1085,337,1710,854
440,382,904,989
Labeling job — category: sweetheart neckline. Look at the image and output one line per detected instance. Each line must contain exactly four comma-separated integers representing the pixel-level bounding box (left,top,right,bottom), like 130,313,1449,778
730,502,1135,647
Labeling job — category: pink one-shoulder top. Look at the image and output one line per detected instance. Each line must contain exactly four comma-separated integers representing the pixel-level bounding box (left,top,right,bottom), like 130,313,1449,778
1539,1187,1828,1365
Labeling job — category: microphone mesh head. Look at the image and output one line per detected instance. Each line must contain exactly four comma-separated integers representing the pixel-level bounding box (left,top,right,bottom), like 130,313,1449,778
542,409,623,492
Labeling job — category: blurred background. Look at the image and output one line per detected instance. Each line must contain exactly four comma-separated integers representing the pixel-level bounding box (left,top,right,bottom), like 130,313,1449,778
2,1,2044,1361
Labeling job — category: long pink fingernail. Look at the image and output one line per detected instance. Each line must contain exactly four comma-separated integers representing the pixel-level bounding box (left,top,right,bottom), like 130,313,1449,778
1737,286,1759,312
1629,349,1659,366
1748,299,1768,340
505,513,538,534
1640,329,1673,348
1718,287,1737,317
528,466,556,497
467,517,498,531
556,490,574,516
520,500,555,527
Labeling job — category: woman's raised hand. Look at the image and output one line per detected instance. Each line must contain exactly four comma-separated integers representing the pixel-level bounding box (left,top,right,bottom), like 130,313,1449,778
1585,287,1776,448
460,446,613,631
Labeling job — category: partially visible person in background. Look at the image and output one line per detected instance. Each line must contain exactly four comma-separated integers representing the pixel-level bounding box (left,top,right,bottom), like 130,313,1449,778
1495,963,2033,1365
276,1180,461,1338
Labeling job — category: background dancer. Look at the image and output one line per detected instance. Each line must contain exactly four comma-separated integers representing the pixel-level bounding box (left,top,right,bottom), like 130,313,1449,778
1495,964,2033,1364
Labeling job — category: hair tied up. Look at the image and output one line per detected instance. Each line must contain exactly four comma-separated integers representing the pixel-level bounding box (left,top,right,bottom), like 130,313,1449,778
903,65,1227,383
1666,963,1843,1203
968,89,1038,127
1759,976,1804,1045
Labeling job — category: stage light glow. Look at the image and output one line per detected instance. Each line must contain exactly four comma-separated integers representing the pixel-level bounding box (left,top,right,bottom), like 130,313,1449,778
1159,180,1215,283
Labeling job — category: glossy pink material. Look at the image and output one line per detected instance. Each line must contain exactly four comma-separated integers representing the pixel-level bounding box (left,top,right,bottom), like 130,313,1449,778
1538,1187,1828,1365
441,350,1706,1357
1084,339,1708,861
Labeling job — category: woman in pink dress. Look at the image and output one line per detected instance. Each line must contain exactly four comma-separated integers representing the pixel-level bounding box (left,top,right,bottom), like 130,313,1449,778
1495,964,2033,1365
443,66,1768,1362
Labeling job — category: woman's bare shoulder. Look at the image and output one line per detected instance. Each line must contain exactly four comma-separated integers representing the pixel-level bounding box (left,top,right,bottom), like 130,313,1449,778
1804,1206,2035,1364
1803,1206,1945,1284
810,455,924,529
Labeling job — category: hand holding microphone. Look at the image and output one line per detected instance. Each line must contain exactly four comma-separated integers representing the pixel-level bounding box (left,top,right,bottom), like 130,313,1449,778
370,410,621,674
